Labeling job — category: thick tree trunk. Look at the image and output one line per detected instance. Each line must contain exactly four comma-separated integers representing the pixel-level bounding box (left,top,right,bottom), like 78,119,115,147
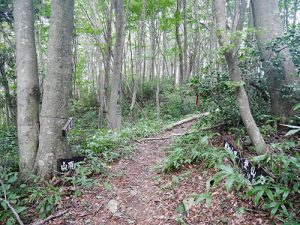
14,0,40,174
108,0,125,130
35,0,74,179
213,0,268,154
251,0,300,121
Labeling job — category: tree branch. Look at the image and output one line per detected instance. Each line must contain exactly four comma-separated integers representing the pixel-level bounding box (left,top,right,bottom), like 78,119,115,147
31,210,68,225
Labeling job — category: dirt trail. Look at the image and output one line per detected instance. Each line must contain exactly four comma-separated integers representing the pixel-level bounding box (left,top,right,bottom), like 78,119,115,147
47,120,271,225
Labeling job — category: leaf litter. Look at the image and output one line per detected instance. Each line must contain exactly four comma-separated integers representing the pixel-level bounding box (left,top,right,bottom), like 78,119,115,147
44,120,273,225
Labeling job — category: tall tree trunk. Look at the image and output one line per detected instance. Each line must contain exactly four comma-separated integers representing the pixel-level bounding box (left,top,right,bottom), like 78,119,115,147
183,0,188,81
130,0,146,111
251,0,300,121
283,0,289,29
35,0,74,179
156,63,161,120
213,0,268,154
0,66,16,124
292,0,298,27
150,7,156,81
175,0,184,85
108,0,125,130
14,0,40,174
99,2,113,127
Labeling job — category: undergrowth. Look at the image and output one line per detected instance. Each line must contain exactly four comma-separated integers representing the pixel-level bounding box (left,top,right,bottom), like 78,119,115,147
164,114,300,224
0,79,198,224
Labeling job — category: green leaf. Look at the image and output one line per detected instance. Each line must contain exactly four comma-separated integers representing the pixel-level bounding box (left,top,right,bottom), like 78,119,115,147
236,207,246,214
6,217,15,225
251,154,268,162
1,201,7,210
271,204,280,217
205,194,212,207
225,175,234,192
193,194,207,204
15,206,27,213
280,124,300,129
265,189,274,201
176,202,185,214
282,190,290,200
281,204,289,216
103,182,113,191
285,129,300,136
254,190,264,205
201,136,209,145
217,165,233,175
293,103,300,110
7,175,17,184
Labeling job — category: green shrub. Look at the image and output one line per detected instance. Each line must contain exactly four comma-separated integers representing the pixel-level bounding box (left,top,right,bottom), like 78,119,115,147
0,167,26,225
164,133,227,171
0,126,18,170
160,86,196,120
84,119,163,162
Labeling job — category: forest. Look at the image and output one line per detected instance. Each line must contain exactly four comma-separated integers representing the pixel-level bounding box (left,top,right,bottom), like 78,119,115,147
0,0,300,224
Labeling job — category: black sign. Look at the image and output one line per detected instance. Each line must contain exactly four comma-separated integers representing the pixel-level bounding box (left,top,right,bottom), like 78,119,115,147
224,141,268,182
57,156,85,172
62,117,74,136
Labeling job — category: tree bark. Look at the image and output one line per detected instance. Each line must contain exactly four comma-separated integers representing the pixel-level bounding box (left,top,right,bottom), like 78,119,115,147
251,0,300,121
99,1,113,127
0,66,16,124
213,0,268,154
183,0,188,81
14,0,40,174
292,0,298,27
35,0,74,179
130,0,146,112
108,0,125,130
175,0,184,85
150,3,156,81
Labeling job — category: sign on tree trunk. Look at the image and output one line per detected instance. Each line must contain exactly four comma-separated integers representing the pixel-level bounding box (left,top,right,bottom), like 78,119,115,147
62,117,74,136
57,156,85,172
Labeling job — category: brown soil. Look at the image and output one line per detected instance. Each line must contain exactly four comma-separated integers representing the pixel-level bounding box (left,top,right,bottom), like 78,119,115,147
45,120,273,225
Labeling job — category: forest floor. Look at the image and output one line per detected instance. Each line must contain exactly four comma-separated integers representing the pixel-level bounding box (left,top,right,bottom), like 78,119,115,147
44,119,273,225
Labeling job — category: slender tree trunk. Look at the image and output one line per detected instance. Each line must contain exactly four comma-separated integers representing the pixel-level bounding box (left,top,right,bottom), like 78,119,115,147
251,0,300,121
292,0,298,27
183,0,188,81
213,0,268,154
0,66,16,124
108,0,125,130
284,0,289,29
14,0,40,174
156,64,160,120
99,2,113,127
175,0,184,85
150,7,156,81
130,0,146,111
35,0,74,179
